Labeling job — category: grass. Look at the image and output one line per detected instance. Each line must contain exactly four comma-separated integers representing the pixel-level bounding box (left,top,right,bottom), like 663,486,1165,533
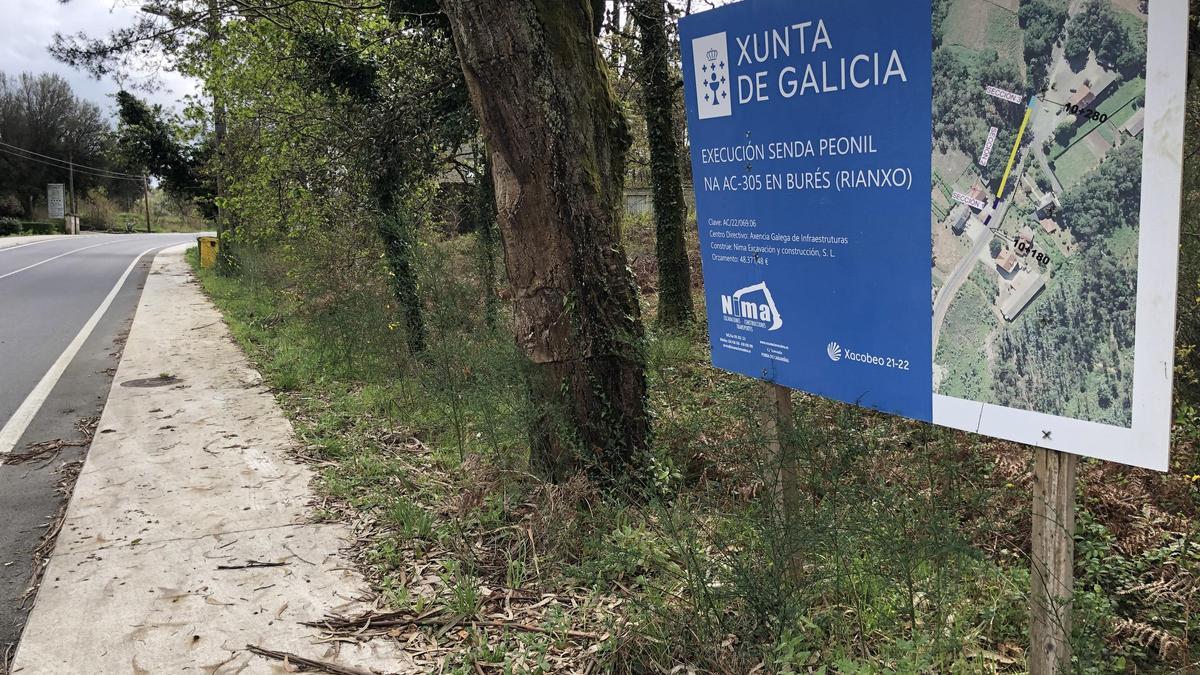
984,4,1024,71
1052,141,1101,189
1106,224,1139,263
1106,99,1142,131
943,0,989,48
187,216,1200,672
110,210,210,233
944,0,1022,68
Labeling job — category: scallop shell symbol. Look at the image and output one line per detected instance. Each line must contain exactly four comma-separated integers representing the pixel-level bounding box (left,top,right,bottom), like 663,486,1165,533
827,342,842,362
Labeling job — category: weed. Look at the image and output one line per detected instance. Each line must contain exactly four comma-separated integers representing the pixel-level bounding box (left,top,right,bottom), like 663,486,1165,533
442,559,482,617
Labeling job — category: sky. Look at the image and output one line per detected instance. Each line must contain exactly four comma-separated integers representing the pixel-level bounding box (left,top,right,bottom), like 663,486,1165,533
0,0,718,121
1,0,200,118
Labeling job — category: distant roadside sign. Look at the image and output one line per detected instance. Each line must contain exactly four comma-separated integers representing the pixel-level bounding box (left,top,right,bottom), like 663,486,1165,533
680,0,1188,470
47,184,65,220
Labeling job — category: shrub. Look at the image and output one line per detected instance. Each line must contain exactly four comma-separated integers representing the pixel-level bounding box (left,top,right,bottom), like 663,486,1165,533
80,212,108,231
0,195,22,218
21,221,64,235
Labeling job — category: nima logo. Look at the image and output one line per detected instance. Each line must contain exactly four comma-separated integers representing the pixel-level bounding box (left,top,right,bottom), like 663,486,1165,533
720,282,782,330
692,32,732,119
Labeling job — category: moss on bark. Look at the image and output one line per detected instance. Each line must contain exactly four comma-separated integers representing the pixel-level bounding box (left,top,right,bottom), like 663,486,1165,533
440,0,650,481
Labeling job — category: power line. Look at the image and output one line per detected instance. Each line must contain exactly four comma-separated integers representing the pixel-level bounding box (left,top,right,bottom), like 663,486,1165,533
0,139,142,178
0,142,142,181
0,140,143,179
0,146,144,182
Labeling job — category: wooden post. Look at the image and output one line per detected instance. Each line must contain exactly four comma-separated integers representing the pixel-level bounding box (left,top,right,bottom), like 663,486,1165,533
142,174,152,233
762,382,800,573
1029,447,1078,674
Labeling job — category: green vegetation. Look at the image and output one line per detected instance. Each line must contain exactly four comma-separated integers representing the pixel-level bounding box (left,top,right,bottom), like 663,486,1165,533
1019,0,1069,92
47,0,1200,671
0,72,138,221
984,6,1025,70
1060,141,1142,241
0,220,66,236
1052,141,1101,189
933,0,953,44
993,246,1135,425
192,194,1200,670
1063,0,1146,73
937,266,999,400
986,143,1143,426
932,47,1025,189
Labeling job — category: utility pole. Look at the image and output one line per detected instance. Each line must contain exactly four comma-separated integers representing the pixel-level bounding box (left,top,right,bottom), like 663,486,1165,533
68,151,75,216
142,173,152,233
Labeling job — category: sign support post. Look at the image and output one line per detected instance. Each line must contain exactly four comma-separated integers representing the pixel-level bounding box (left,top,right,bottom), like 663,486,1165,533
761,382,800,575
1029,447,1077,674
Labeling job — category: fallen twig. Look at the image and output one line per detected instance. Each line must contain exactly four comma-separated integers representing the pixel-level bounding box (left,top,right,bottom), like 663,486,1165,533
306,611,601,641
3,438,89,466
216,560,288,570
245,644,382,675
21,460,84,606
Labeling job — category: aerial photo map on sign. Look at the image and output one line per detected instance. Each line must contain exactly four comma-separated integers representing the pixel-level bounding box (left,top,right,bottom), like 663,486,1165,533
679,0,1187,470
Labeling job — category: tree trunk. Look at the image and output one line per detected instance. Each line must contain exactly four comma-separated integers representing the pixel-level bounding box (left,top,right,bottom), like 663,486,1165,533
439,0,650,481
474,151,500,330
373,146,426,354
208,0,233,272
377,207,426,353
632,0,694,328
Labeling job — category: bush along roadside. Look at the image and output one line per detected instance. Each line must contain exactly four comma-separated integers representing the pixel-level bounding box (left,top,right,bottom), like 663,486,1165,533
0,220,66,236
188,238,1200,673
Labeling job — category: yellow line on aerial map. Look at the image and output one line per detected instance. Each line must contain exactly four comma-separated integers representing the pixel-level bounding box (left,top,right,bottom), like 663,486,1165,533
996,97,1036,200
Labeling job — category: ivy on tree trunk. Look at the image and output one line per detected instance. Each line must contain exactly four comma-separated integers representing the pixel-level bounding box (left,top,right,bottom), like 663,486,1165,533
632,0,695,328
438,0,651,481
374,154,427,355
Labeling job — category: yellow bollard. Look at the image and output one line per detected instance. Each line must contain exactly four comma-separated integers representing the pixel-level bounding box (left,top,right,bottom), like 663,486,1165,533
197,236,219,269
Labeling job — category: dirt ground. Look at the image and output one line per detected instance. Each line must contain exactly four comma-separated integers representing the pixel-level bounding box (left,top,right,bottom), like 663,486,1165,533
933,218,971,279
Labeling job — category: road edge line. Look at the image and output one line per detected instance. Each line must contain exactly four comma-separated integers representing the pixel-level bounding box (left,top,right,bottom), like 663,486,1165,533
0,246,161,455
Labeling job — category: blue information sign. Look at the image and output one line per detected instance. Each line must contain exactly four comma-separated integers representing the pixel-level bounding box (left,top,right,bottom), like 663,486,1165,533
680,0,934,421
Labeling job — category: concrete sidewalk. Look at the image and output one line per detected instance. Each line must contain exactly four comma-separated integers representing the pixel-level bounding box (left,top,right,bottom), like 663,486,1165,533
11,246,408,673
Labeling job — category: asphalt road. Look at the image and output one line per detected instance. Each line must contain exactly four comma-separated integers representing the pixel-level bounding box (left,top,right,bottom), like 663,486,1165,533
0,233,198,661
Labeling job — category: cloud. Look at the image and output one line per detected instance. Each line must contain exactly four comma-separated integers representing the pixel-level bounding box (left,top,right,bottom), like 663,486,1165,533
0,0,201,118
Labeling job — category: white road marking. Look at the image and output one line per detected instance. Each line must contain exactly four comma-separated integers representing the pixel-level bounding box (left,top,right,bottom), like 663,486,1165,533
0,240,118,281
0,247,161,455
0,238,83,254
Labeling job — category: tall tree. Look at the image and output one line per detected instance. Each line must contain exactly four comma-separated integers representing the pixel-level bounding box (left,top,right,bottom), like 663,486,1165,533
0,73,118,217
437,0,650,480
631,0,694,328
206,0,232,269
52,0,234,263
113,91,214,218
